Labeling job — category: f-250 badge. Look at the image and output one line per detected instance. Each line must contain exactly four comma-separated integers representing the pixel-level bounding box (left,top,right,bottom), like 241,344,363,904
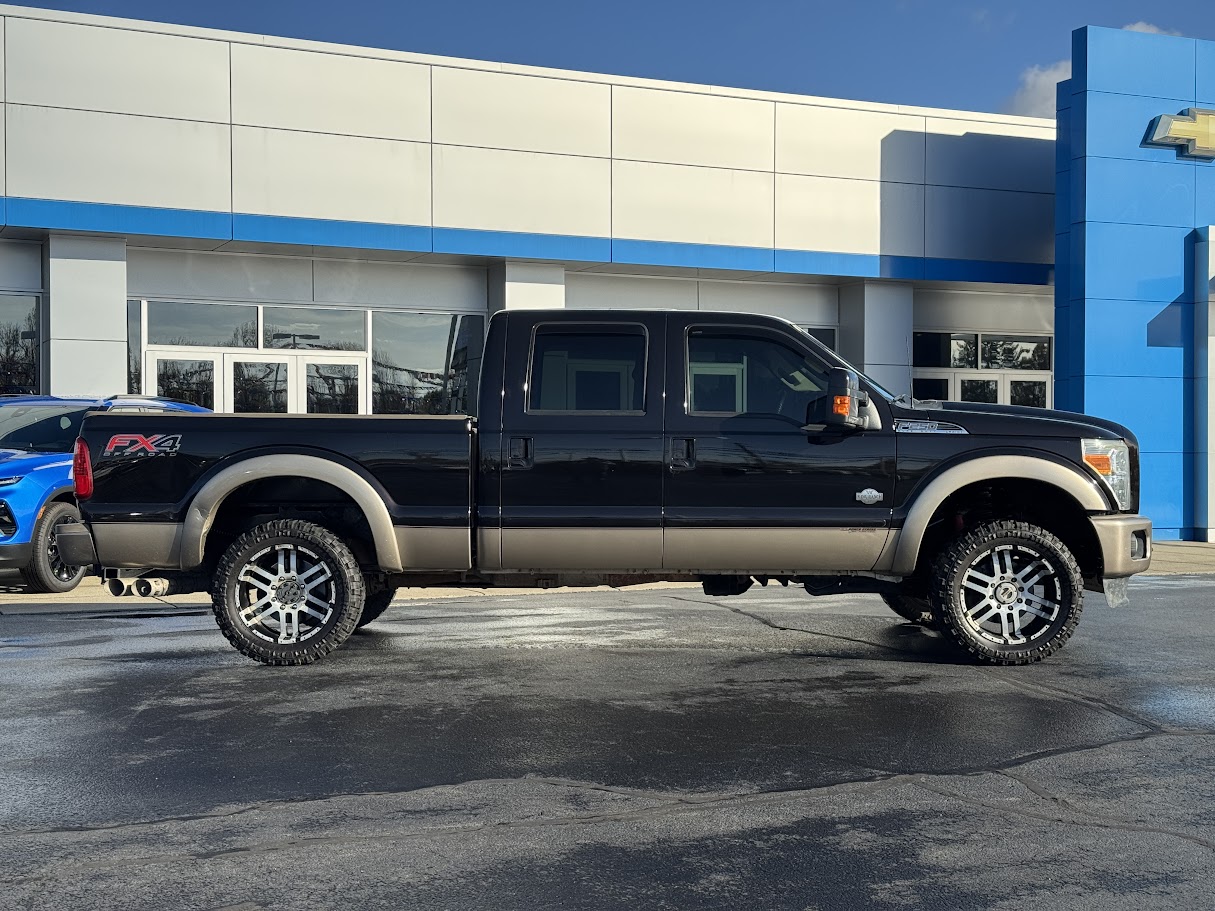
102,433,183,457
855,488,884,505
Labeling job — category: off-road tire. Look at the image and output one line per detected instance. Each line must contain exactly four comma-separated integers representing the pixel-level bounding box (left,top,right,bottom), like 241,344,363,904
355,587,397,630
21,501,87,593
931,519,1083,665
881,592,937,628
212,519,365,666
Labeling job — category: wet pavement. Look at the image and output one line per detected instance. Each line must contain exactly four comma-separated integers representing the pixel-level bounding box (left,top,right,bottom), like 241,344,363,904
1,577,1213,910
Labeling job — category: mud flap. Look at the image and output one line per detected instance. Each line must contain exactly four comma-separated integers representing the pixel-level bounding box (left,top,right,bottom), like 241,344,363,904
1102,576,1131,608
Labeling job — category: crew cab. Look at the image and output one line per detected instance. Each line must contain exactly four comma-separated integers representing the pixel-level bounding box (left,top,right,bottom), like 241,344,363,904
58,310,1152,665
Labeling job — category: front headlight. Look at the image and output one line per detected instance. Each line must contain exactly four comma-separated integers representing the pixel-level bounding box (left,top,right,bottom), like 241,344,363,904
0,477,21,487
1082,438,1132,511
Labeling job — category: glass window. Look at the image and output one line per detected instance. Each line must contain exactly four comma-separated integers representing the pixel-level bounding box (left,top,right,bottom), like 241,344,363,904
960,379,998,404
306,363,359,414
233,361,289,413
127,300,142,394
0,295,39,394
1010,380,1048,408
0,406,87,453
371,312,484,415
147,301,257,348
448,315,485,416
156,358,214,409
529,326,646,413
264,307,365,351
687,330,829,422
913,332,977,369
982,335,1052,370
912,377,949,400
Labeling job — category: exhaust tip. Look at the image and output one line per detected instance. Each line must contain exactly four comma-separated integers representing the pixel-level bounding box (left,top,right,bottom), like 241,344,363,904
105,578,131,597
134,578,169,598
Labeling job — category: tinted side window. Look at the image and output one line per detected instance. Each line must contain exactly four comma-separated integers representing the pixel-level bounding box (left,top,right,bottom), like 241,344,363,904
687,330,829,422
529,326,646,413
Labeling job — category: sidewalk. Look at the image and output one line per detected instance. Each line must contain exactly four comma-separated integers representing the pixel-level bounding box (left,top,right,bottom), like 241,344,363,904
0,542,1211,615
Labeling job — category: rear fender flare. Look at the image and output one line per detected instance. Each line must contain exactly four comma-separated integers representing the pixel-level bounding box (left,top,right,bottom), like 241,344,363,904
180,454,402,572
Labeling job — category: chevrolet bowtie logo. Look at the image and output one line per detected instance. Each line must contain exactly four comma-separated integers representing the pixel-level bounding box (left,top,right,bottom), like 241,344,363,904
1147,108,1215,159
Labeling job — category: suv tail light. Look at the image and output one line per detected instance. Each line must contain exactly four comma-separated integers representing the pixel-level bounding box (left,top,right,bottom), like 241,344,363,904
73,437,93,500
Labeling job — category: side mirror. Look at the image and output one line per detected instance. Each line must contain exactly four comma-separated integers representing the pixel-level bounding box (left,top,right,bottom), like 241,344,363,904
806,367,867,431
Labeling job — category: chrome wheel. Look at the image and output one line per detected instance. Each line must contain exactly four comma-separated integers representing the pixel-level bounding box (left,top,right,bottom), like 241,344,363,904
236,542,336,645
959,543,1062,647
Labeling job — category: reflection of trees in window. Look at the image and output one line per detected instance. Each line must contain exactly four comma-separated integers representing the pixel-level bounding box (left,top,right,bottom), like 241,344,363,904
156,360,214,409
371,314,484,416
306,364,358,414
981,337,1051,370
232,362,288,413
0,301,38,395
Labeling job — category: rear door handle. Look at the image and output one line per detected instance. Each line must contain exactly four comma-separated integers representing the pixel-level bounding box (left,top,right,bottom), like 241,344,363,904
508,436,533,470
670,438,696,472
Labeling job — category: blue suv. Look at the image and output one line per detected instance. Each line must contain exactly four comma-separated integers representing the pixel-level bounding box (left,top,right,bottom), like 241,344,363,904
0,395,209,592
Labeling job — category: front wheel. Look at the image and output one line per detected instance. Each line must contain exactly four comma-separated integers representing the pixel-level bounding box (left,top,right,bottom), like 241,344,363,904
931,520,1083,665
212,519,365,665
22,501,88,593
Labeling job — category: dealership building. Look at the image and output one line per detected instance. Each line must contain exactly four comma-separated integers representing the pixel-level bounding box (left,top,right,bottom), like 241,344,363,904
0,4,1210,539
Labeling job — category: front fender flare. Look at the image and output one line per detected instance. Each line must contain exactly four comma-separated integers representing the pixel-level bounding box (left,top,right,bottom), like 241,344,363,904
888,454,1109,576
180,454,403,572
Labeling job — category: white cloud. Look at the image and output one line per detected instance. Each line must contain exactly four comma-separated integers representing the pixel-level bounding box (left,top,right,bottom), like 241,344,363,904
1122,21,1182,36
1005,22,1182,118
1007,59,1071,118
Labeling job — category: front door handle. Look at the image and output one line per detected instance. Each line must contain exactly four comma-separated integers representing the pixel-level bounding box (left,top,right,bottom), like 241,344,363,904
508,436,533,470
670,438,696,472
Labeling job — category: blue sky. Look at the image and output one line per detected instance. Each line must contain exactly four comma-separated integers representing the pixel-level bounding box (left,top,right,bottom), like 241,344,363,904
11,1,1215,116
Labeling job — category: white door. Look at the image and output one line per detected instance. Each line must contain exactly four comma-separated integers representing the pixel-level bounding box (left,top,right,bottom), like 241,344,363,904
221,353,367,414
143,350,219,410
222,354,291,413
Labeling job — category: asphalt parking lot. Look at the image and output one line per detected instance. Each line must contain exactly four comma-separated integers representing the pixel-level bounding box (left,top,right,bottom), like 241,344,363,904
1,574,1214,910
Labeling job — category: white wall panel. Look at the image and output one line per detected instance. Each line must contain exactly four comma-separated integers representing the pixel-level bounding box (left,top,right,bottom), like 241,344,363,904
613,161,774,248
433,144,610,237
315,259,486,310
233,127,430,225
127,249,314,301
776,174,924,257
42,339,126,395
0,18,6,102
232,44,429,141
776,104,925,183
6,18,229,122
613,87,774,172
0,240,41,291
566,272,698,310
698,278,838,324
7,105,231,210
926,186,1054,263
432,67,610,157
925,117,1055,193
914,288,1054,332
0,101,5,196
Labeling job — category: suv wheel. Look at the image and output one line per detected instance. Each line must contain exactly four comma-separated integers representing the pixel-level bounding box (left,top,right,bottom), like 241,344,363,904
931,520,1083,665
22,501,88,593
212,519,365,666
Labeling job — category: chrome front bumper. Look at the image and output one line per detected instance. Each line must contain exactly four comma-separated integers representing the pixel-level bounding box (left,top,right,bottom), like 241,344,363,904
1089,514,1152,578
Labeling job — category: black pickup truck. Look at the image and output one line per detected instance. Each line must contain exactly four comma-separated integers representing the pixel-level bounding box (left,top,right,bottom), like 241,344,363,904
59,309,1152,666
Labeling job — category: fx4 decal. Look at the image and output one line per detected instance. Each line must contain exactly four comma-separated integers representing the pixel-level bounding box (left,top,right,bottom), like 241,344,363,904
102,433,183,457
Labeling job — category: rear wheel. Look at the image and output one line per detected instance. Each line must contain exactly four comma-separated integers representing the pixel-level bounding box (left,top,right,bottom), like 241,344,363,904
22,501,87,593
211,519,364,665
355,587,397,630
931,519,1082,665
880,592,937,628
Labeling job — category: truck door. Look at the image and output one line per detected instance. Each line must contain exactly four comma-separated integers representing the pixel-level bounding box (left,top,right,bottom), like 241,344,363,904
496,312,666,571
662,315,896,573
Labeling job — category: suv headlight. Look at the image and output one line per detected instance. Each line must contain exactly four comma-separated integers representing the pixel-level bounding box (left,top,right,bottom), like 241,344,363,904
0,477,21,487
1082,438,1132,511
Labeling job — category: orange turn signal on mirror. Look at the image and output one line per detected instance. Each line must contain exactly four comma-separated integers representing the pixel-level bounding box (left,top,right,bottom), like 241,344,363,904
832,395,852,416
1084,452,1113,475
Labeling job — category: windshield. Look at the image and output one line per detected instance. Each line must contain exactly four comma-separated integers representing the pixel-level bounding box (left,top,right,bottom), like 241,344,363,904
790,325,897,401
0,406,90,453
